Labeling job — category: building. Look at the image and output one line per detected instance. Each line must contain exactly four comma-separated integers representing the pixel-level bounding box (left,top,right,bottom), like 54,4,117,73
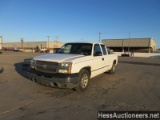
0,36,2,50
102,38,156,53
2,40,64,51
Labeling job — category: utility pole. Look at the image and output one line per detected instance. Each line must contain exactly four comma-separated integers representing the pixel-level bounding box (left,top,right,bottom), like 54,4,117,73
128,32,131,53
21,38,24,49
54,36,59,48
99,32,101,43
46,36,50,49
122,39,124,52
55,36,59,42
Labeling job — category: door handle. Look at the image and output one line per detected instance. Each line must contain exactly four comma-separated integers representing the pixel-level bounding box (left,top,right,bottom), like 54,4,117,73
102,58,104,61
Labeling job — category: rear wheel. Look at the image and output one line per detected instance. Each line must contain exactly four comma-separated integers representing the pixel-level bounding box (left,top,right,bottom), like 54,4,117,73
108,63,116,74
75,69,90,92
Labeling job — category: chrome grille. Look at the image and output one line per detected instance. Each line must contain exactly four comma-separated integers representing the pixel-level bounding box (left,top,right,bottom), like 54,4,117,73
35,60,58,73
36,61,58,66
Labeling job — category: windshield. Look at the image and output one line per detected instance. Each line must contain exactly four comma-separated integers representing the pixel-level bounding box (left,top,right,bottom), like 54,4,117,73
57,43,92,55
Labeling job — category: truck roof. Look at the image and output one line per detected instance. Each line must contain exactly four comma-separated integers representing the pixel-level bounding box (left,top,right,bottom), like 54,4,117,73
65,42,104,45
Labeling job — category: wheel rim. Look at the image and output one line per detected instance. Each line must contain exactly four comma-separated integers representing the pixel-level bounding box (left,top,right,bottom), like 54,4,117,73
81,74,88,88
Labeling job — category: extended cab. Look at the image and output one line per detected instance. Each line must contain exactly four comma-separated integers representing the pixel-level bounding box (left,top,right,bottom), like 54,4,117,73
28,42,118,91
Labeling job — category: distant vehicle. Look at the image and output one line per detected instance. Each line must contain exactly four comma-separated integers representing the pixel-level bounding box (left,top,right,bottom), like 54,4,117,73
13,49,21,52
28,42,118,91
121,53,130,57
40,49,47,52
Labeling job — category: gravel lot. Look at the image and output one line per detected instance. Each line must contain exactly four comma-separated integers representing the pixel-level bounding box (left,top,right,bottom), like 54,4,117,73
0,52,160,120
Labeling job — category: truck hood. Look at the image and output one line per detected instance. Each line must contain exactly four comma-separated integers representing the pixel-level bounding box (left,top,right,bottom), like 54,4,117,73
34,53,85,62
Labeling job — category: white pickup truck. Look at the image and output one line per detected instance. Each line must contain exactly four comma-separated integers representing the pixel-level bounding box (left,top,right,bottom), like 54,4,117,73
28,42,118,91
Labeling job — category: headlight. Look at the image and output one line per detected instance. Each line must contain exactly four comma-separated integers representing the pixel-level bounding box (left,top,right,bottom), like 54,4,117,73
60,63,72,67
58,62,72,74
30,59,35,69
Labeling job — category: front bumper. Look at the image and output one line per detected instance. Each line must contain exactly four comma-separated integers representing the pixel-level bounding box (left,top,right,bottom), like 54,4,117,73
27,69,79,88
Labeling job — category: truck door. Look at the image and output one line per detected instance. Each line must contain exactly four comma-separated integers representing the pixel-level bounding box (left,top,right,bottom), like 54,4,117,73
91,44,105,77
101,44,110,71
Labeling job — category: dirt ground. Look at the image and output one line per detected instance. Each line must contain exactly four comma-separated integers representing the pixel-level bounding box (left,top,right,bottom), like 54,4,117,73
0,52,160,120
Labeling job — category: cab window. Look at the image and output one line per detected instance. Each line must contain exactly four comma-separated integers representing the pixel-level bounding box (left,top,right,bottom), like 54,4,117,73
101,45,107,55
94,44,101,55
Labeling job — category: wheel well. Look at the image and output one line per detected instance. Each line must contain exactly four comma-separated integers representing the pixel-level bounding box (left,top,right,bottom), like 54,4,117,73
113,60,116,64
80,67,91,77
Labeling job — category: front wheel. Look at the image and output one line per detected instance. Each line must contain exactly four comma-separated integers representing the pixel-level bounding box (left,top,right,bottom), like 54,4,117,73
75,69,90,92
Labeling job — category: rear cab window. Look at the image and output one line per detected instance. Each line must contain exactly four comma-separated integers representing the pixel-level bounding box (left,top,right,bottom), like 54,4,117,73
101,44,107,55
94,44,101,55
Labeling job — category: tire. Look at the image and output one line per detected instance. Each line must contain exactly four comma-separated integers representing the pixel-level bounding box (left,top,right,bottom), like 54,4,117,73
75,69,90,92
108,63,116,74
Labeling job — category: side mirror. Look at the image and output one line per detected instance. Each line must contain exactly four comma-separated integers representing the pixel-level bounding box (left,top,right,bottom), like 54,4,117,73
55,48,60,53
94,51,102,56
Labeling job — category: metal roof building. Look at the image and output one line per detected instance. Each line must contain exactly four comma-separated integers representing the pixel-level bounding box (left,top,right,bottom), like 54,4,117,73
2,41,64,50
102,38,156,53
0,36,2,50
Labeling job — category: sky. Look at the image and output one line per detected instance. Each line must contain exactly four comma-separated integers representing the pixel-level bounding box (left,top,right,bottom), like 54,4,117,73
0,0,160,48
